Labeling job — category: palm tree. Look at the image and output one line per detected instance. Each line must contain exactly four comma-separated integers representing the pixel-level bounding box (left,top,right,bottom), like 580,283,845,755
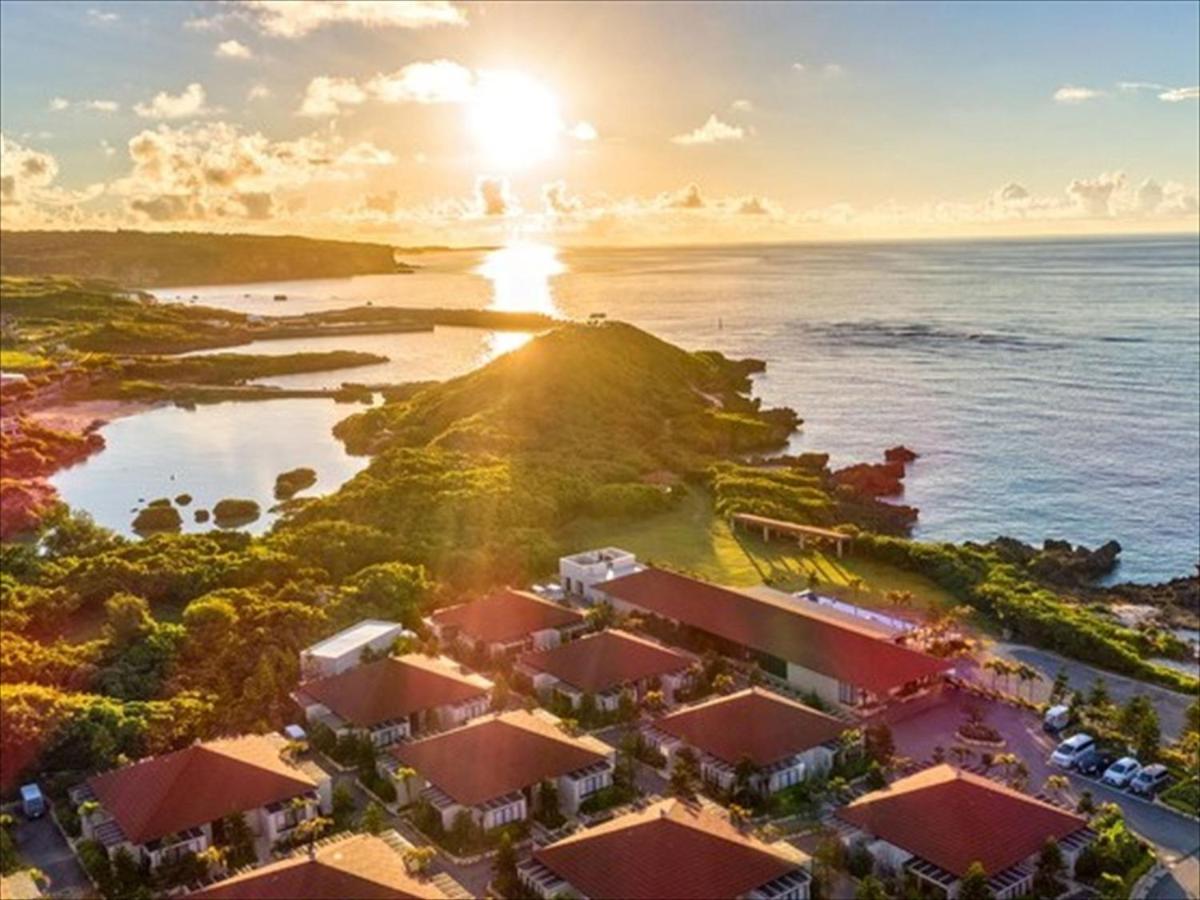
1043,774,1069,804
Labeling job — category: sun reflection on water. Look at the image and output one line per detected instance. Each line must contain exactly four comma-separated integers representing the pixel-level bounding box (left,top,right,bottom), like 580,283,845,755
476,241,565,357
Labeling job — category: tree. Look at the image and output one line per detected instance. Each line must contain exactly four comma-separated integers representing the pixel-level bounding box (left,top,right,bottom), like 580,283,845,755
1032,838,1065,899
1088,677,1112,712
958,861,995,900
1119,694,1161,762
670,747,700,798
538,779,561,823
1043,774,1069,803
864,723,895,765
1077,789,1096,815
221,812,256,869
855,875,887,900
361,801,386,835
103,593,154,646
331,785,355,830
491,675,511,712
402,845,436,874
1097,872,1127,900
733,755,762,802
642,689,666,715
493,832,518,896
1049,667,1071,705
712,672,736,695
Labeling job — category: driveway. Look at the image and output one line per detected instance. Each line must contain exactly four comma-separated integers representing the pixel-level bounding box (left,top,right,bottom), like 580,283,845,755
990,642,1194,740
10,812,91,898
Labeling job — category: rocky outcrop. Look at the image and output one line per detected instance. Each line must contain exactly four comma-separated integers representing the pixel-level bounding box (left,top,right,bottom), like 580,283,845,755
833,461,907,497
884,445,919,463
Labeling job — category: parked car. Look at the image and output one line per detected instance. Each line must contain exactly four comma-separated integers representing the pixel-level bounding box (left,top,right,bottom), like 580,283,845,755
20,783,45,818
1129,764,1171,797
1101,757,1142,788
1074,747,1118,777
1043,704,1071,733
1050,733,1095,768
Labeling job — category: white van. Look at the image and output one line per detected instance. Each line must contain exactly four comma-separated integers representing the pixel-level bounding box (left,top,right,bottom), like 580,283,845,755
1043,704,1071,733
20,783,46,818
1050,733,1095,768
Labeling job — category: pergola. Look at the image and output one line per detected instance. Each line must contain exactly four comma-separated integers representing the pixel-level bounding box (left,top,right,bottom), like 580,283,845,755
731,512,850,558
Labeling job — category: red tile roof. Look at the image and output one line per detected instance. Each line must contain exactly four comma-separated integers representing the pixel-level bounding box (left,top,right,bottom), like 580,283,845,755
519,629,692,695
294,655,491,728
189,834,448,899
597,568,950,696
653,688,847,766
390,711,608,807
836,764,1089,877
428,589,585,645
534,799,807,899
88,735,316,845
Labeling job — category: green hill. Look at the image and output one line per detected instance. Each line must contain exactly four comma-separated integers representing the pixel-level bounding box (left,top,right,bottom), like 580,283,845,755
0,230,405,286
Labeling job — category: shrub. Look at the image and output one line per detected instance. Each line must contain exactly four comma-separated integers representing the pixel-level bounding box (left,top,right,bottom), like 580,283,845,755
212,498,260,527
131,505,182,534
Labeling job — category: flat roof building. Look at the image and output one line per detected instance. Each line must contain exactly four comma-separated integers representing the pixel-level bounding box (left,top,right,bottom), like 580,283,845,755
300,620,412,680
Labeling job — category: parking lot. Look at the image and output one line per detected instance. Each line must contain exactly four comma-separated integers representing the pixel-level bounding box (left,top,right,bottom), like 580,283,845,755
7,807,91,899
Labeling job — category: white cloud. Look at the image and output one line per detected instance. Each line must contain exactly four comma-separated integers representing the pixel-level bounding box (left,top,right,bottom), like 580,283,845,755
84,99,120,113
1067,172,1124,216
731,99,754,112
216,39,253,59
366,60,474,104
670,114,744,146
822,63,844,77
1053,85,1105,104
87,8,118,23
475,175,513,217
111,121,396,222
238,0,466,38
298,77,368,117
1159,86,1199,103
247,84,272,101
570,121,598,141
100,139,116,158
543,180,580,214
792,62,806,73
0,133,104,227
49,97,70,112
134,83,214,120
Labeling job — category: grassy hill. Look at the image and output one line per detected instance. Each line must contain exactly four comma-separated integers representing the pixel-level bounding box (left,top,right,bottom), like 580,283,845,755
0,230,405,286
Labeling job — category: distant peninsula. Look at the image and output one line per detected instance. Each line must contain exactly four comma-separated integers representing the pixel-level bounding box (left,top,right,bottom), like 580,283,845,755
0,230,468,287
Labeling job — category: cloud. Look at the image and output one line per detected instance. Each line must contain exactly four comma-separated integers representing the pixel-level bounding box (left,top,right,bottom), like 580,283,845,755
736,196,771,215
663,183,705,209
87,8,118,23
216,39,253,59
1066,172,1125,216
247,84,272,101
111,121,395,222
1053,85,1105,104
238,0,466,38
792,63,807,73
670,114,744,146
49,97,70,112
1,133,107,227
730,99,754,112
542,180,580,214
299,77,368,117
1,133,59,204
570,121,598,141
49,97,120,113
1159,85,1199,103
366,60,474,104
475,176,512,216
134,83,214,120
793,62,843,78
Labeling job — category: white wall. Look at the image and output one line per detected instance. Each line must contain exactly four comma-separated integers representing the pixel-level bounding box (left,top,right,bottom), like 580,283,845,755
784,662,845,708
479,796,527,830
559,765,614,814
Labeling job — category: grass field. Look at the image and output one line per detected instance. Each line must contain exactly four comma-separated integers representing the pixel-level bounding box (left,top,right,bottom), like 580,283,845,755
560,486,960,616
0,349,53,371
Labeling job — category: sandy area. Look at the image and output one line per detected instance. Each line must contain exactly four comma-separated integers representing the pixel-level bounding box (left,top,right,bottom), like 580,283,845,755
27,399,160,433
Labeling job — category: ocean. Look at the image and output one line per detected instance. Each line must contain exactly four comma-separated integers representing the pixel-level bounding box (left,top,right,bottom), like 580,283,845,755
58,235,1199,583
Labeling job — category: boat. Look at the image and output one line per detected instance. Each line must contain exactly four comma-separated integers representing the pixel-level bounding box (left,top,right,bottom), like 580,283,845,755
273,293,288,301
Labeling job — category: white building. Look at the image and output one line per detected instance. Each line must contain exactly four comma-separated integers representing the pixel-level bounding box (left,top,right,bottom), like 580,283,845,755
559,547,642,602
299,620,413,680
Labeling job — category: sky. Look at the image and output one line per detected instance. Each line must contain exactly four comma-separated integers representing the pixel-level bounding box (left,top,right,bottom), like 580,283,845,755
1,0,1198,245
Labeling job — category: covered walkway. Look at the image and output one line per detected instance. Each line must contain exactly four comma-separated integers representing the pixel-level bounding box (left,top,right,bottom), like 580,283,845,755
731,512,850,558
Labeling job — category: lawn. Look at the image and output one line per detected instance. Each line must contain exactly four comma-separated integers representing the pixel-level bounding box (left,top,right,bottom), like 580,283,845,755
560,486,959,617
0,349,53,371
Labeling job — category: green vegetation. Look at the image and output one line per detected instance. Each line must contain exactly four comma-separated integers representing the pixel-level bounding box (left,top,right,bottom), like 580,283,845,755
119,351,388,385
0,349,52,371
275,467,318,500
0,230,403,286
212,499,261,528
131,505,182,535
854,534,1199,692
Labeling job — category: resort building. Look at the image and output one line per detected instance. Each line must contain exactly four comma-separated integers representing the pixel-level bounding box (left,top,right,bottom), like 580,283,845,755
189,831,461,898
835,765,1096,899
291,653,493,747
516,628,694,711
518,798,812,899
592,567,950,710
75,734,331,870
559,547,642,601
425,588,587,657
387,710,614,830
299,620,413,680
644,688,848,795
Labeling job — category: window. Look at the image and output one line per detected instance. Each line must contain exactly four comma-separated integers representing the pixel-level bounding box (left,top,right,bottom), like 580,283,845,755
838,680,858,704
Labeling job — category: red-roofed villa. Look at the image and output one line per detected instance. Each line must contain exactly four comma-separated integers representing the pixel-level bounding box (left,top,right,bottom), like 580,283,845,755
291,653,493,747
426,589,588,658
519,798,812,899
75,734,331,870
644,688,851,795
835,764,1096,899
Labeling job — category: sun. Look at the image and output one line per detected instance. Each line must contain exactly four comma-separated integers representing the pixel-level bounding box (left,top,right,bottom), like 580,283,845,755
467,71,563,171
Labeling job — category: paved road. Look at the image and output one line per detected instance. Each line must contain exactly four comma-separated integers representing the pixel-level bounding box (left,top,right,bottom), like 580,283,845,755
992,642,1194,740
11,812,91,898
